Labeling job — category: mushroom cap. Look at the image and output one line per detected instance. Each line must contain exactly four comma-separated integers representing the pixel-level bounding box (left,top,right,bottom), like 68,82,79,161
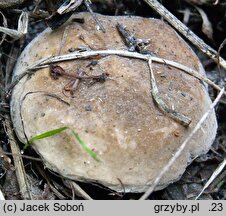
10,13,217,192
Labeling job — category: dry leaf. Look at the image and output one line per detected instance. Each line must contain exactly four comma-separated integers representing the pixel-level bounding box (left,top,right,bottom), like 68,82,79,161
57,0,83,15
0,11,28,40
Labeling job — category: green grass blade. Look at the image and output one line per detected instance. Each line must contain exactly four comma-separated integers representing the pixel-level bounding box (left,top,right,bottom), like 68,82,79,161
71,131,100,162
24,127,68,149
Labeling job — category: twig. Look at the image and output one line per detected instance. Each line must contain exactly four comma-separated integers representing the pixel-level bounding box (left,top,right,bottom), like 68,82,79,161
56,0,105,32
195,158,226,200
35,164,66,199
116,22,150,52
3,152,42,162
194,6,213,41
7,50,226,136
0,11,28,40
50,64,109,81
3,116,31,199
217,37,226,65
31,50,226,96
58,26,69,55
0,11,7,46
5,45,20,86
67,180,93,200
7,49,226,103
116,22,137,51
139,87,225,200
148,58,191,126
84,0,106,32
5,71,34,98
208,169,226,193
19,91,70,143
142,0,226,70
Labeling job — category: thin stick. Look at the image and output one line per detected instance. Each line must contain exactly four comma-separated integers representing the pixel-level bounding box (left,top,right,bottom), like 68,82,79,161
195,158,226,200
58,26,69,55
35,164,66,199
3,116,31,199
0,11,7,46
142,0,226,70
7,49,226,97
139,87,225,200
0,12,28,40
2,152,42,162
84,0,106,33
148,58,191,126
5,71,32,96
33,50,226,96
67,180,93,200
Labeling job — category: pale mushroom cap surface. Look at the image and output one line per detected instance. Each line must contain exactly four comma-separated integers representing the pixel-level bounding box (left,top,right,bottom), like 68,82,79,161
10,13,217,192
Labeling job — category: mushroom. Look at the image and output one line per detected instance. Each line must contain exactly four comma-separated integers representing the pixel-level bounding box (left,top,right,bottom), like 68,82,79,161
10,13,217,192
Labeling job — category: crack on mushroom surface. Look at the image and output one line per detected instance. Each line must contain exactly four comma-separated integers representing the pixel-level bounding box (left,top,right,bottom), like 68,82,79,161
10,13,217,193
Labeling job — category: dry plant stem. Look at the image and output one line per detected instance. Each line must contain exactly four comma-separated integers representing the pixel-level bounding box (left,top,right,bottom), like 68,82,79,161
195,158,226,200
32,50,226,96
19,91,70,144
7,49,226,99
208,169,226,192
140,87,225,200
58,26,69,55
84,0,106,32
5,46,20,86
3,152,42,161
0,12,28,40
7,50,226,103
0,145,8,159
217,38,226,64
0,11,7,45
142,0,226,70
6,71,32,97
3,116,31,199
35,164,66,200
67,180,93,200
148,58,191,126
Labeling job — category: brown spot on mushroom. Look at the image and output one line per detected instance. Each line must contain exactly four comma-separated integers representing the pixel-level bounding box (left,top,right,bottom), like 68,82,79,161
174,130,180,137
10,13,217,192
